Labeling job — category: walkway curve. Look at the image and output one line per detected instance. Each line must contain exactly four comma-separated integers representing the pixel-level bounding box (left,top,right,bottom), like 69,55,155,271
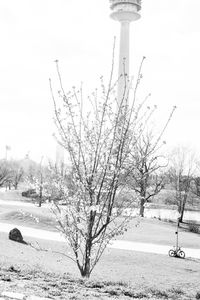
109,240,200,259
1,222,200,259
0,199,49,208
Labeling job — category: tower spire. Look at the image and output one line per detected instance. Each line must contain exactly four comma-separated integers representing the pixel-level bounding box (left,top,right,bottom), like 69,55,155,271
109,0,142,105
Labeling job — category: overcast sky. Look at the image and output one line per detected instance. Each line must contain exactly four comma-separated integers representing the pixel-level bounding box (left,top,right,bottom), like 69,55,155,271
0,0,200,162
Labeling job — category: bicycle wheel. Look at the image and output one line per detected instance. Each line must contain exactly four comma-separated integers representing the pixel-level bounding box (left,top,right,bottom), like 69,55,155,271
178,250,185,259
168,249,175,257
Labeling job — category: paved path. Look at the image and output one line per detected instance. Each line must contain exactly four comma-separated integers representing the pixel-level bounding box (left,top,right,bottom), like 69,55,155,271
0,200,49,208
0,222,64,242
109,240,200,259
1,222,200,259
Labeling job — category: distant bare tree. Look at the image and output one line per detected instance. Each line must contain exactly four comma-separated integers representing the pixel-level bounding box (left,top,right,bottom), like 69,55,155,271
168,147,196,223
46,161,69,203
127,131,169,217
26,158,49,207
190,161,200,204
0,160,12,187
9,161,24,190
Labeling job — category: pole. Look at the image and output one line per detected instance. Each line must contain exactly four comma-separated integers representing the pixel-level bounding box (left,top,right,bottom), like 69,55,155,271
175,217,180,250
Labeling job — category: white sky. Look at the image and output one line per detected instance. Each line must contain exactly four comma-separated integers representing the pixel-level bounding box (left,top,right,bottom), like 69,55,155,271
0,0,200,162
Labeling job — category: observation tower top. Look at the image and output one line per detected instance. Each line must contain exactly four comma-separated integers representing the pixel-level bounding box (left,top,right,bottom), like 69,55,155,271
109,0,142,22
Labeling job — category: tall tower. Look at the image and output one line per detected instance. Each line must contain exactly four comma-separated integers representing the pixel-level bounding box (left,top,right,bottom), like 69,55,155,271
110,0,142,104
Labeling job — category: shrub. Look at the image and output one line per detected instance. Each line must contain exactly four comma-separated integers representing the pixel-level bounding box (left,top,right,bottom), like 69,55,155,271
169,288,184,295
22,189,37,198
196,292,200,299
150,289,169,299
164,196,176,206
188,223,199,234
163,218,173,223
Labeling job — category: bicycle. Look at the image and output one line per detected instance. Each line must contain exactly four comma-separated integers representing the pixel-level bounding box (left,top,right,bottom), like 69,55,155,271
168,246,185,259
168,217,186,259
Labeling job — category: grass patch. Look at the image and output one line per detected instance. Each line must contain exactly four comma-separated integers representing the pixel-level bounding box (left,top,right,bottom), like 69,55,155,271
0,266,188,299
0,189,32,202
2,210,54,225
0,229,199,299
0,209,57,231
123,290,146,298
102,280,128,287
149,289,169,299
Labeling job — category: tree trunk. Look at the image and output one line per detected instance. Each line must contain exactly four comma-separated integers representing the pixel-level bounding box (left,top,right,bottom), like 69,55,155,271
38,185,42,207
38,198,42,207
80,257,91,278
139,201,145,217
80,238,92,278
139,191,146,217
179,193,187,223
179,209,184,223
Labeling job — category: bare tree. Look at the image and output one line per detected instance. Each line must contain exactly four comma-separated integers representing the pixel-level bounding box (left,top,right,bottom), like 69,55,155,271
189,161,200,206
0,160,13,187
127,131,168,217
168,147,196,223
49,51,176,277
8,161,24,190
46,161,69,203
26,158,49,207
49,53,157,278
37,157,44,207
